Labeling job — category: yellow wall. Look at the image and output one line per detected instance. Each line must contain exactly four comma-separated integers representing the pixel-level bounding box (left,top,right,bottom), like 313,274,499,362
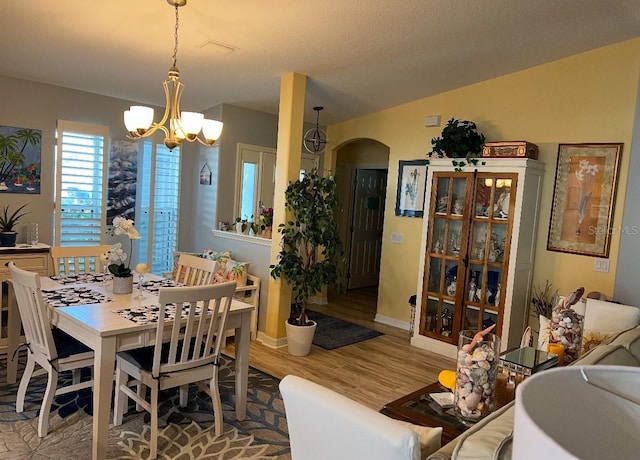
328,38,640,323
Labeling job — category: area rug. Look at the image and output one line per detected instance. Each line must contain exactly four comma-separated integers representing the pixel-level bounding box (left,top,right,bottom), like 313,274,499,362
0,354,290,459
306,310,383,350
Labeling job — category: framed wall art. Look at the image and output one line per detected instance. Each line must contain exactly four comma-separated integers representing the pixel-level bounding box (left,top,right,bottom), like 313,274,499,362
395,159,428,217
547,143,622,257
107,139,138,224
0,125,42,194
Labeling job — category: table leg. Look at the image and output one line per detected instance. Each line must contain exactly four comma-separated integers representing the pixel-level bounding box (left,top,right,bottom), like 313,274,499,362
92,337,116,460
234,311,250,420
7,282,20,384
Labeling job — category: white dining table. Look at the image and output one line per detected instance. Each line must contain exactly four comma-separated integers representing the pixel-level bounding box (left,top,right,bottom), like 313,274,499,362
6,274,254,460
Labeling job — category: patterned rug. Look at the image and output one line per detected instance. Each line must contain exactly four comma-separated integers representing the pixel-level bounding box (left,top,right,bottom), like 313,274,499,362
0,354,291,459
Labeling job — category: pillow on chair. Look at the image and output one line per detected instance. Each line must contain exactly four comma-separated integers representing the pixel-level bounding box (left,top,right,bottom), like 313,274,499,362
581,298,640,353
219,259,250,287
202,249,231,275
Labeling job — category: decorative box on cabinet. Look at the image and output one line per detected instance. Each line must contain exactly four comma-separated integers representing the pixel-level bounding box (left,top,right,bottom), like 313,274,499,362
411,158,544,358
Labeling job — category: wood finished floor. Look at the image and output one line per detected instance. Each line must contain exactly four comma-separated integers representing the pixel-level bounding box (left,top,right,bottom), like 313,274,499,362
224,286,456,411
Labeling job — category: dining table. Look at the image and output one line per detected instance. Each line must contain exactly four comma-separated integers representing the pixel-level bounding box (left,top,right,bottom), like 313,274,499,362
6,273,255,460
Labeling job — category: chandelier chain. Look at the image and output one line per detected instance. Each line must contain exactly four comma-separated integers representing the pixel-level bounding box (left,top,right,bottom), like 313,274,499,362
172,3,179,68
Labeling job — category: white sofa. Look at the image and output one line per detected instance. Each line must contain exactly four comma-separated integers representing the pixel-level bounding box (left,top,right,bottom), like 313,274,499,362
280,375,442,460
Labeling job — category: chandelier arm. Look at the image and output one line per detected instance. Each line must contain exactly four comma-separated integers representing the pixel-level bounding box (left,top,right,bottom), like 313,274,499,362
194,135,217,147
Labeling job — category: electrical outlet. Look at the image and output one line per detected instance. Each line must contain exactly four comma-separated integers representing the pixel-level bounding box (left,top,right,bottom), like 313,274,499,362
594,258,610,273
391,232,403,244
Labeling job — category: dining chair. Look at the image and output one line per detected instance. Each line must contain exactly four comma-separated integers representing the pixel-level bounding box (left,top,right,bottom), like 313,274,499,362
173,253,218,286
8,261,94,437
50,244,112,275
113,281,236,459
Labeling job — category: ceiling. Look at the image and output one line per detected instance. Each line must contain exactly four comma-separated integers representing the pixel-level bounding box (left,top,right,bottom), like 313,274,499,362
1,0,639,125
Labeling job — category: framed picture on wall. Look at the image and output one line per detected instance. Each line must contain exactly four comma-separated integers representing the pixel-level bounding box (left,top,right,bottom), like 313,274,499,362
395,159,428,217
547,143,622,257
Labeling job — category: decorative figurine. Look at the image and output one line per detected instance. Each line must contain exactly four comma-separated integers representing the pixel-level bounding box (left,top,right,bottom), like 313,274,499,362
468,276,477,302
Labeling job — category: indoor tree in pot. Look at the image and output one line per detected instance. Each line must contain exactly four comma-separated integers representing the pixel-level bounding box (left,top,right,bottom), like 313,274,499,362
429,117,486,171
270,169,344,356
0,203,29,247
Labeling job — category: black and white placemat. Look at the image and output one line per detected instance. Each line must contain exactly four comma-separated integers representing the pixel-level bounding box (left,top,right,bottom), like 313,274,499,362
113,303,204,325
41,287,112,307
50,273,110,285
140,278,184,293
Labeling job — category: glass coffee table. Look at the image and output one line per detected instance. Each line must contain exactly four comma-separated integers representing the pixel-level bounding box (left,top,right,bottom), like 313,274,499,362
380,381,469,444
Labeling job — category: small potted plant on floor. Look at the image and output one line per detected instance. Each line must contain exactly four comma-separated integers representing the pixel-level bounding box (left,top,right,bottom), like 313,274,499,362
0,203,29,247
270,169,344,356
429,117,486,171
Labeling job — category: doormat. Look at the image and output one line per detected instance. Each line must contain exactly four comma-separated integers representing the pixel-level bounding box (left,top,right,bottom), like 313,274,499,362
306,310,383,350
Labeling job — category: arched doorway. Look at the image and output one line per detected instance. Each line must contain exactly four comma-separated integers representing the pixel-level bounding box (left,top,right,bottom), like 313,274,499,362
333,138,390,317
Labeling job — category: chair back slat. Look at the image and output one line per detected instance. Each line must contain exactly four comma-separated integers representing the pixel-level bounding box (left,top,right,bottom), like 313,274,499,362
8,262,57,360
174,254,218,286
153,282,236,377
51,245,112,275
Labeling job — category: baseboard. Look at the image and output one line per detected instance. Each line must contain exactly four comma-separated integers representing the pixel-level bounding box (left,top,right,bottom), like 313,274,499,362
410,334,457,359
310,294,327,305
374,313,410,331
257,331,288,349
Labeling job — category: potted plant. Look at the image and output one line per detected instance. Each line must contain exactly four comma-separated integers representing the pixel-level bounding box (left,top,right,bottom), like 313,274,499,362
429,117,486,171
270,169,344,356
107,216,141,294
234,215,253,234
0,203,29,247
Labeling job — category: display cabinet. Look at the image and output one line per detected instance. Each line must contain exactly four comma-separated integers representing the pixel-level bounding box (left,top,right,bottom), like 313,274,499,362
412,158,544,358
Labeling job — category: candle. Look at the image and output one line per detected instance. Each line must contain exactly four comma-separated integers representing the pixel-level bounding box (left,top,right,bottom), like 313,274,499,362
548,343,565,367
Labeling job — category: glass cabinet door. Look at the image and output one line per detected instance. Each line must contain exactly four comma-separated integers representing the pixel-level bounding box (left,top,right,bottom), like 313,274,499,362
421,170,518,344
420,173,472,343
462,173,517,336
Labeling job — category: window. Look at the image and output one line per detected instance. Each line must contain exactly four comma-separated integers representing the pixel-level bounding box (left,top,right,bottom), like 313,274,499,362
55,120,108,246
138,141,180,275
235,143,318,221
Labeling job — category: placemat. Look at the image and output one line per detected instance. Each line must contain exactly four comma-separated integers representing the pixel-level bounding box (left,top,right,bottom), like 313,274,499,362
114,303,203,325
50,273,110,285
42,287,112,307
140,278,184,293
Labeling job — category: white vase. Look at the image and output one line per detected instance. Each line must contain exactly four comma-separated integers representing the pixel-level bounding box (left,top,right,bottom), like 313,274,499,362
113,275,134,295
285,320,317,356
235,223,243,234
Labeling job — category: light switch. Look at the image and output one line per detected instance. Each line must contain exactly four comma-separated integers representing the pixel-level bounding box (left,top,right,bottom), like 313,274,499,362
391,232,403,244
594,258,610,273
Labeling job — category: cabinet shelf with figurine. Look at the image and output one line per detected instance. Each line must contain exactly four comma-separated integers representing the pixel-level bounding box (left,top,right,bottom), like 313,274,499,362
412,158,544,358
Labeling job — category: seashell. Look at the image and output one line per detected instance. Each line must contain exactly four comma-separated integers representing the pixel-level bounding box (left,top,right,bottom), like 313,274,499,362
472,349,488,361
478,360,491,370
465,391,481,410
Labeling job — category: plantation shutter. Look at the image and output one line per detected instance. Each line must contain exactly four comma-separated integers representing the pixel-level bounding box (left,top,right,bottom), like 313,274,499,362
54,120,108,246
138,141,180,275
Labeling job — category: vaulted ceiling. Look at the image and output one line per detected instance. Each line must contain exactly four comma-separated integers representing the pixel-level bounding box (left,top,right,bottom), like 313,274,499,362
1,0,639,124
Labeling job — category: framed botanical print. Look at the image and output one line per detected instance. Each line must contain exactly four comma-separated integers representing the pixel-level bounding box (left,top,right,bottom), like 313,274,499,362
395,159,428,217
547,143,622,257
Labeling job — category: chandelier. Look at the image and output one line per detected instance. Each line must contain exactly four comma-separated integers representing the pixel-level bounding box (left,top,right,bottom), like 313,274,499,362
123,0,223,150
303,106,328,154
